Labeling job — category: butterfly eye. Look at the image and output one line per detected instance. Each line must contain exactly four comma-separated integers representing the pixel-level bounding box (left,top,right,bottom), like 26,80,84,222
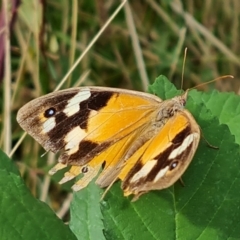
44,107,56,118
82,166,88,173
169,160,179,171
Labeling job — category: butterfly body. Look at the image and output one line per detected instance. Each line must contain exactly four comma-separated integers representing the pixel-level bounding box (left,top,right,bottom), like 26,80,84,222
17,86,200,200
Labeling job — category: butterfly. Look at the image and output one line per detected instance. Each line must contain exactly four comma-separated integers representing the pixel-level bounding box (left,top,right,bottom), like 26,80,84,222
17,78,200,201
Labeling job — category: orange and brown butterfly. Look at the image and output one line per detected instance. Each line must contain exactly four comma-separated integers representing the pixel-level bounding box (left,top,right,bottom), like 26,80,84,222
17,75,201,201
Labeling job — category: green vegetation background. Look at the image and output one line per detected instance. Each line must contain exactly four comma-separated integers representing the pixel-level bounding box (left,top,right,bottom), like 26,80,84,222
1,1,240,239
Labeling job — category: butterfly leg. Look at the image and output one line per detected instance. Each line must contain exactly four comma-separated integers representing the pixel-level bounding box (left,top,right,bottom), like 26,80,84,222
179,177,185,187
200,130,218,149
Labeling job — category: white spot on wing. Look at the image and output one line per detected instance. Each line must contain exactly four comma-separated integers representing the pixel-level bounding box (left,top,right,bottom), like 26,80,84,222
64,126,87,151
63,89,91,117
130,160,157,183
153,166,169,182
169,133,196,159
42,117,56,133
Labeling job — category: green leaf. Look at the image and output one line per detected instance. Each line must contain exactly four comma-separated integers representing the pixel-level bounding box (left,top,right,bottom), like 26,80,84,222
0,150,76,240
148,75,182,99
69,181,105,240
189,90,240,145
101,75,240,240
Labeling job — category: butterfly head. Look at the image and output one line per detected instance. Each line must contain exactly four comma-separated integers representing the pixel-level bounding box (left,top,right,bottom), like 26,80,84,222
172,89,189,107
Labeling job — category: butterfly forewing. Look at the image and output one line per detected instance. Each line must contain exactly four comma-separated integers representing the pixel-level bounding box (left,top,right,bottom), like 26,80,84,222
17,87,160,162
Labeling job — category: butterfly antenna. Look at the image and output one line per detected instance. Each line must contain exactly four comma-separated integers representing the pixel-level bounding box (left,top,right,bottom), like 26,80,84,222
189,75,234,91
181,48,188,90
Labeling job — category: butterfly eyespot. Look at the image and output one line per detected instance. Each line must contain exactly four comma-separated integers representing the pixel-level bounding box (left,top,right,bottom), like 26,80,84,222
44,107,56,118
82,166,88,173
169,161,179,171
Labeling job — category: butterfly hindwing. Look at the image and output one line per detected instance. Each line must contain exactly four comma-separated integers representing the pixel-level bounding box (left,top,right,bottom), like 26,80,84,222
119,110,200,200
